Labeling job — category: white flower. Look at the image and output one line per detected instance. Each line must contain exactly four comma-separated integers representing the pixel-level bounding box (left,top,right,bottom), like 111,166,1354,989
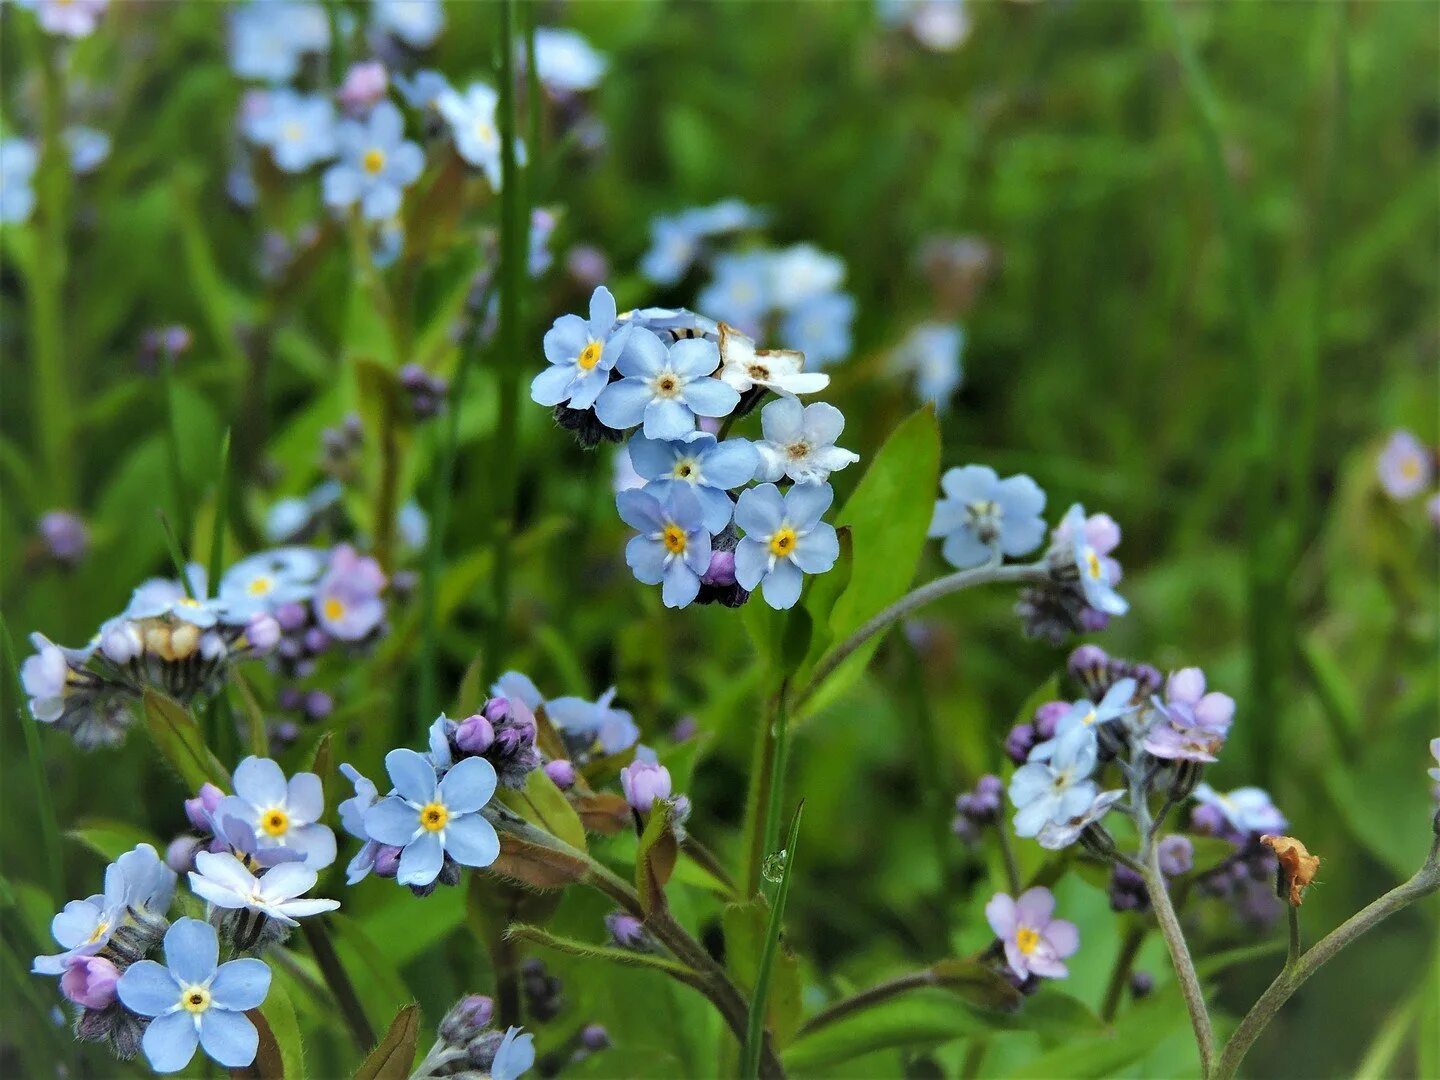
188,852,338,926
437,82,502,187
532,27,607,94
1007,727,1099,839
753,398,859,485
716,324,828,397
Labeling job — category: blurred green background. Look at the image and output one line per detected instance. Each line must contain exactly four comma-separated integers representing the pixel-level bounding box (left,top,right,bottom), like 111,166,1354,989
1,1,1437,1077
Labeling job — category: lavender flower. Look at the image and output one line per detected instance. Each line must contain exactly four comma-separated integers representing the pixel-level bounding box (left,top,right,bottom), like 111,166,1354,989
1377,430,1432,499
753,399,860,485
1057,504,1128,616
1035,789,1124,851
985,888,1078,980
620,759,672,812
1143,668,1235,764
1192,783,1286,838
337,60,389,115
314,544,386,641
38,510,91,566
214,757,336,869
928,465,1047,569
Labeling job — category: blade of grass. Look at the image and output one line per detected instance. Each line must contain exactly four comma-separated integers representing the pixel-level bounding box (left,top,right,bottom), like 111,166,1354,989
742,801,804,1080
208,428,232,595
157,511,194,598
161,359,192,544
1,615,64,902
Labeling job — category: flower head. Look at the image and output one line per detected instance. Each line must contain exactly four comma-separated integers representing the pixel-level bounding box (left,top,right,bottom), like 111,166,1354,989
531,286,633,412
372,0,444,48
0,139,37,224
1035,788,1125,851
929,465,1047,569
189,852,339,926
1193,783,1286,838
116,918,271,1073
780,291,855,369
33,844,176,975
616,486,713,609
1143,668,1235,763
243,90,338,173
545,687,639,755
1008,726,1099,839
215,757,336,869
753,399,859,485
313,544,386,641
17,0,108,38
363,750,500,887
628,431,758,532
219,547,324,617
1029,679,1136,761
892,321,964,411
734,482,840,609
1057,504,1128,616
1377,430,1432,499
229,1,329,82
532,28,607,95
595,333,740,439
437,82,503,186
985,887,1078,980
323,102,424,221
337,60,389,115
620,759,672,812
716,324,828,397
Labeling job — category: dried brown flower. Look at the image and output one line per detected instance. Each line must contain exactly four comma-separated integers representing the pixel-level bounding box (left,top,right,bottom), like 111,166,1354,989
1261,834,1321,906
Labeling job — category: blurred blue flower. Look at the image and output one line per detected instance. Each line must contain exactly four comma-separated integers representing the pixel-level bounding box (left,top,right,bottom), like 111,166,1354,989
189,852,339,925
363,750,500,887
33,845,176,975
394,69,452,110
697,251,773,336
532,28,607,95
1035,788,1125,851
754,398,859,485
65,126,111,175
734,482,840,609
215,756,337,869
529,206,556,276
878,0,971,52
437,82,502,186
781,291,855,368
323,101,423,221
398,501,429,550
492,671,543,712
531,286,632,411
337,764,382,884
768,243,845,311
545,687,639,754
219,548,324,616
628,431,758,532
893,321,964,410
117,918,270,1073
16,0,108,38
127,564,222,627
372,0,444,48
314,544,386,641
639,201,765,285
229,1,329,83
243,89,338,173
0,139,38,224
616,486,713,609
929,465,1047,569
595,333,739,439
1192,784,1286,837
1007,726,1098,838
1057,504,1127,616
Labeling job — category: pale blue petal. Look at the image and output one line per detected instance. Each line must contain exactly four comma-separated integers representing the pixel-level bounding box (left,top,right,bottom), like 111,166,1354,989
669,338,721,378
199,1008,260,1069
734,484,785,536
164,918,218,985
442,814,500,868
588,286,617,336
142,1010,199,1074
615,488,665,532
567,370,609,410
760,396,804,443
364,797,422,846
51,900,102,948
999,514,1047,557
760,560,804,609
593,379,652,430
694,486,736,533
117,960,179,1017
733,540,769,591
626,434,676,479
791,522,839,574
286,773,323,822
680,377,740,418
939,465,998,502
543,315,589,363
361,183,402,222
928,498,968,539
661,560,701,608
643,398,695,440
942,529,991,570
996,473,1046,519
616,328,668,377
437,756,498,814
783,482,833,529
209,959,271,1012
625,535,666,585
397,832,444,887
701,439,758,489
529,364,576,407
233,757,288,808
384,748,437,803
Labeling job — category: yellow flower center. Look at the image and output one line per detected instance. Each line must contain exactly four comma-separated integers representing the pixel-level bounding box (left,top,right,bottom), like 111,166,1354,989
1085,551,1104,580
323,597,347,622
1080,709,1097,727
87,921,110,945
1015,927,1040,956
1401,457,1420,480
177,597,202,609
181,985,212,1014
662,525,688,555
420,802,449,832
260,808,290,837
247,575,274,597
577,341,603,371
769,527,797,558
282,122,304,143
363,148,386,174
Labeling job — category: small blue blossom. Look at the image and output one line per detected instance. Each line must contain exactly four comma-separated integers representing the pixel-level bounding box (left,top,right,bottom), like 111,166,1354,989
394,69,452,110
929,465,1048,570
1029,679,1136,761
65,126,111,175
214,756,337,869
1059,504,1128,616
628,431,758,532
530,286,633,411
545,687,639,754
1035,789,1125,851
372,0,445,48
492,671,543,712
893,321,963,410
243,89,338,173
615,486,713,609
697,251,774,337
0,139,38,224
323,101,424,221
767,243,846,310
532,28,607,95
753,398,859,485
32,845,176,975
734,482,841,610
436,82,502,186
639,201,765,285
16,0,108,38
218,548,325,616
594,333,740,438
529,206,556,276
363,750,500,887
1192,784,1287,837
492,1026,537,1080
781,290,855,368
337,764,381,884
116,918,271,1073
229,1,329,83
1007,726,1099,839
188,852,339,925
127,564,223,627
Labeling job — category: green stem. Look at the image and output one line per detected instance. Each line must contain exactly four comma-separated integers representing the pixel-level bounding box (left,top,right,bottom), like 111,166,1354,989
741,695,780,897
300,918,376,1053
1285,902,1301,970
994,820,1022,898
1140,839,1214,1074
1100,924,1147,1023
758,687,791,868
1,617,63,902
743,804,803,1080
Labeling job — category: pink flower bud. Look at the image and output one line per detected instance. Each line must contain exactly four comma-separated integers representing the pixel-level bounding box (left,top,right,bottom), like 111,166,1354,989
544,759,576,790
620,760,671,812
245,613,281,653
455,714,495,754
61,956,119,1010
1166,667,1206,707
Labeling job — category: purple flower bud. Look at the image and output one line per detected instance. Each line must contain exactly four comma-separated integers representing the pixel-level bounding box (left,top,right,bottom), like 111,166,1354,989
1032,701,1069,740
165,835,203,874
605,911,648,950
544,759,577,790
670,716,698,742
337,60,388,114
373,844,403,878
274,602,309,632
303,627,331,654
1130,663,1163,696
245,613,281,653
1004,723,1037,764
1191,804,1227,836
620,760,672,812
581,1024,610,1051
459,993,494,1028
304,690,334,720
1158,835,1194,877
184,783,224,831
455,714,496,754
1067,644,1109,682
38,511,90,566
278,687,305,712
1130,971,1154,999
482,695,513,724
1078,609,1111,633
61,956,120,1009
399,363,430,391
701,550,737,587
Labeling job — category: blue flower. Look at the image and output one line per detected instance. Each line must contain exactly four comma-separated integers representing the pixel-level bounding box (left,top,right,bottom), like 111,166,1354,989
639,202,765,285
436,82,502,187
337,764,381,884
1,139,37,224
1007,726,1099,838
219,547,324,615
229,1,329,83
491,671,543,712
753,398,859,485
17,0,108,38
394,69,452,110
243,89,338,173
117,918,271,1073
767,244,846,311
214,756,337,869
929,465,1047,569
546,687,639,754
126,564,223,627
188,852,339,925
372,0,444,48
1059,504,1128,616
734,483,841,610
530,286,632,411
893,321,964,410
532,28,607,95
1192,784,1286,837
697,251,774,336
33,845,176,975
65,126,111,175
781,291,855,368
615,486,713,609
363,750,500,887
1035,789,1125,851
1028,679,1137,761
492,1025,537,1080
628,431,758,532
595,333,740,438
323,101,424,221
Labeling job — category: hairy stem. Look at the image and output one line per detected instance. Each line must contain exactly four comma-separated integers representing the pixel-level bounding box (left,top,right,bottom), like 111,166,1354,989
798,970,953,1038
1141,841,1214,1074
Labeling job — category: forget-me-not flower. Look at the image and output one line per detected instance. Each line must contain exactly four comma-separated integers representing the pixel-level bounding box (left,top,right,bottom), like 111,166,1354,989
545,687,639,754
893,321,964,411
734,482,841,610
215,757,336,869
229,1,329,83
698,251,774,335
437,82,503,187
127,564,222,626
363,750,500,887
394,68,453,110
66,126,111,175
337,763,382,884
372,0,444,48
323,101,423,221
0,139,37,224
244,89,338,173
1008,726,1099,838
492,1026,537,1080
1058,504,1128,616
1028,678,1137,761
781,291,855,369
1035,788,1125,851
628,431,758,532
314,543,387,641
189,852,339,926
1143,668,1235,763
717,325,828,398
1192,783,1286,838
639,201,764,285
532,28,607,95
929,465,1047,570
1377,429,1432,500
616,486,713,609
984,887,1079,981
595,332,739,439
33,845,176,974
219,548,324,616
492,671,543,712
117,918,271,1073
768,243,846,310
531,286,633,412
16,0,108,38
753,398,859,486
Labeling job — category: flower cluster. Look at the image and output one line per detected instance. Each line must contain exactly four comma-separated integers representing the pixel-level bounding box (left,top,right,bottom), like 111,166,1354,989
413,994,535,1080
1013,505,1130,643
532,288,851,609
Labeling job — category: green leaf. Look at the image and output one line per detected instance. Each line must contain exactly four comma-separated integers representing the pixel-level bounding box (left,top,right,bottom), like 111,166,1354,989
498,766,587,851
635,800,681,915
241,980,304,1080
306,732,338,829
724,896,804,1052
67,819,162,864
1003,987,1190,1078
783,988,998,1071
325,914,410,1036
928,958,1025,1014
803,407,941,713
141,689,232,791
353,1003,420,1080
